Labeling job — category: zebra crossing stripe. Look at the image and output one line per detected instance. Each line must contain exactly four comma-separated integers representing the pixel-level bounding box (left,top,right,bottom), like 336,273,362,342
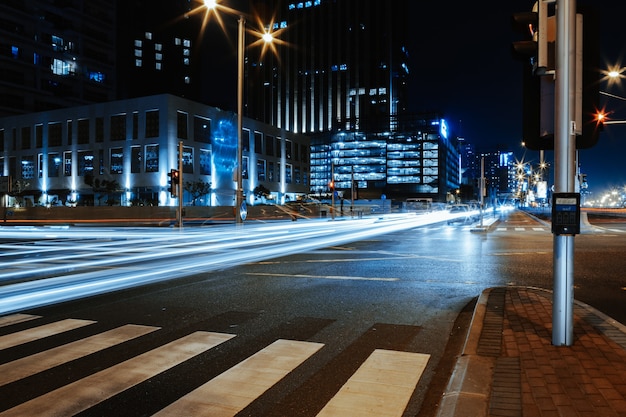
316,349,430,417
0,318,96,350
0,324,159,386
0,314,40,328
0,331,235,417
154,339,324,417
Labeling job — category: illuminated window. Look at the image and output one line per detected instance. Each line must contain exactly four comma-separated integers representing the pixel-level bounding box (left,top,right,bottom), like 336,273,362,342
174,38,181,46
184,76,191,84
183,39,191,47
155,43,162,51
51,58,75,76
135,59,142,67
134,39,142,47
155,62,162,70
155,53,162,61
145,32,152,40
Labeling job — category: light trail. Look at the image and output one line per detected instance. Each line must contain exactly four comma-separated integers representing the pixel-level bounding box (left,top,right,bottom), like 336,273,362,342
0,212,463,314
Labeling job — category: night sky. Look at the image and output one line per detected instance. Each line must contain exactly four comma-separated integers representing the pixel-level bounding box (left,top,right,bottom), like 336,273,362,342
406,0,626,192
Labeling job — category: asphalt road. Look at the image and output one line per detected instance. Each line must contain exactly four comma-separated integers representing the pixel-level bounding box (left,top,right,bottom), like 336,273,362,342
0,210,624,416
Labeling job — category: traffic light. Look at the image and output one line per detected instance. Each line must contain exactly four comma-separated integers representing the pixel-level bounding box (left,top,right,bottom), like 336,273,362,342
512,3,601,150
168,169,179,197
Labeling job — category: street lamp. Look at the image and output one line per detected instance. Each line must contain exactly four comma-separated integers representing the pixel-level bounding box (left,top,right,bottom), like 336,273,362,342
200,0,278,223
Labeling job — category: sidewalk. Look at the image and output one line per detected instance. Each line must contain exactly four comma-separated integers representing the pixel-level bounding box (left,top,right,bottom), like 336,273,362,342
437,287,626,417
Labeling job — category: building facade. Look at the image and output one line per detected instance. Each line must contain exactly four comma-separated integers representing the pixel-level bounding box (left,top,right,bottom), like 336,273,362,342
0,94,309,207
0,0,117,117
247,0,460,201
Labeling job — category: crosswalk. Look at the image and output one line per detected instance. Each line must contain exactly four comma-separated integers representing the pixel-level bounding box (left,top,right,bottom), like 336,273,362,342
495,227,547,232
0,314,430,416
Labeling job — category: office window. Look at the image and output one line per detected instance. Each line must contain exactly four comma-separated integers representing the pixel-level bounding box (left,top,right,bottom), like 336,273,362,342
177,111,188,139
131,146,141,173
48,153,61,177
286,163,292,183
64,151,72,176
145,144,159,172
95,117,104,143
22,156,34,179
49,122,62,147
110,147,123,174
77,151,94,176
194,116,211,143
111,114,126,141
199,149,211,175
266,135,274,156
21,127,30,150
145,110,159,138
242,156,248,180
77,119,89,144
257,159,266,181
254,132,263,154
242,129,250,152
181,146,193,174
132,112,138,139
36,124,43,148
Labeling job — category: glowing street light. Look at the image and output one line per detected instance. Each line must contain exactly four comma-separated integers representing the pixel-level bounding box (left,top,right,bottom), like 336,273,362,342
198,0,280,223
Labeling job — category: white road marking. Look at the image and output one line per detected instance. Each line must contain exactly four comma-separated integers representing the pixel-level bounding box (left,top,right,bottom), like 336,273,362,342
316,349,430,417
154,339,324,417
0,324,159,385
0,318,96,350
0,331,235,417
248,272,399,282
0,314,40,328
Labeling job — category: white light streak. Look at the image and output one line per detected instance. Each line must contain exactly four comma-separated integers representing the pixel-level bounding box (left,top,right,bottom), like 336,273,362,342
0,212,457,314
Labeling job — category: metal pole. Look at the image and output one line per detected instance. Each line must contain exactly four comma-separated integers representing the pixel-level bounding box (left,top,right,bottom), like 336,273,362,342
331,162,335,220
236,15,245,224
178,141,183,229
480,156,484,227
553,0,577,346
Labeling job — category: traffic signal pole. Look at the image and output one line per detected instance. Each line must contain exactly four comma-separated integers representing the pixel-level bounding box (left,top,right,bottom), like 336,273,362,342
553,0,577,346
178,141,183,229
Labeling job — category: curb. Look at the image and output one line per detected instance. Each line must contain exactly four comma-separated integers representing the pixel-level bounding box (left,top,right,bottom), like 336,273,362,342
436,288,494,417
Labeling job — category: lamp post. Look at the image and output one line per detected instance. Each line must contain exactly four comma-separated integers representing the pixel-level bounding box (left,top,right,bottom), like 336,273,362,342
236,15,244,223
199,0,277,223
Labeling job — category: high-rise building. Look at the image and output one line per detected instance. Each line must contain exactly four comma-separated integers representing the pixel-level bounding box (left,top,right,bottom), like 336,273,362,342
0,1,117,117
249,0,459,201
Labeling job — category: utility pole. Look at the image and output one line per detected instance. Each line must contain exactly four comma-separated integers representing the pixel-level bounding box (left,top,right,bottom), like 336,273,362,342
552,0,577,346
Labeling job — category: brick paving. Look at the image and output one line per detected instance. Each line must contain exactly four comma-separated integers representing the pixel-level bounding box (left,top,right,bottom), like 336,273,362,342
491,288,626,417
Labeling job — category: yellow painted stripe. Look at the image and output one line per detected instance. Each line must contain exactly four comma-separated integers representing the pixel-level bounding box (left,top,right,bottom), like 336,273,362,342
0,324,159,386
0,318,96,350
0,331,235,417
316,349,430,417
0,314,40,328
154,339,324,417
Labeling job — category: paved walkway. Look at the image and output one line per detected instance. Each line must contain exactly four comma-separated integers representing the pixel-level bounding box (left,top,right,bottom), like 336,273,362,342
437,287,626,417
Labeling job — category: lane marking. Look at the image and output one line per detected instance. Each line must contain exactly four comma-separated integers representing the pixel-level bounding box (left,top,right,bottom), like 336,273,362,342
0,314,40,328
0,324,159,386
316,349,430,417
0,331,235,417
154,339,324,417
0,318,96,350
248,272,399,282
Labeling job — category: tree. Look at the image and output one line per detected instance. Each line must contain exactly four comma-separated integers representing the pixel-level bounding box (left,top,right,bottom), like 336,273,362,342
184,180,211,206
253,185,271,201
85,174,121,206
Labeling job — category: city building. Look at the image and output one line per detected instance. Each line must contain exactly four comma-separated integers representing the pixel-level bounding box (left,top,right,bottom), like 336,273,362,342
249,0,460,201
0,1,117,117
0,94,309,207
